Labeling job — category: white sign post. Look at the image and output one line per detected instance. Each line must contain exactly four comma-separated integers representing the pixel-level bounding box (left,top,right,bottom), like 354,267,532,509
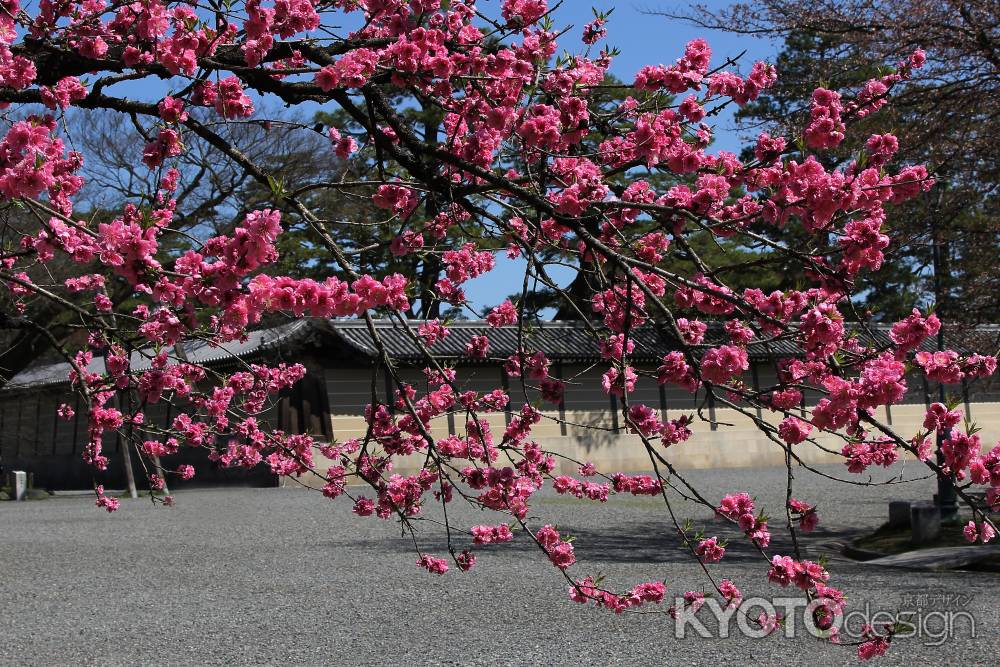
12,470,27,501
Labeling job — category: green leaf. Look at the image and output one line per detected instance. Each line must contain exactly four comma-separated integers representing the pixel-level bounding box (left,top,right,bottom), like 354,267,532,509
267,174,286,203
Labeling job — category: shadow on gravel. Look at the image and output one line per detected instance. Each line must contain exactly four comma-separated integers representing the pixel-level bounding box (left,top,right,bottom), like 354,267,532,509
332,519,859,564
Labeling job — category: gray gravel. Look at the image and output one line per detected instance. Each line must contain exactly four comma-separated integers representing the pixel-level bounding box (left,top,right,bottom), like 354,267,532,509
1,463,996,666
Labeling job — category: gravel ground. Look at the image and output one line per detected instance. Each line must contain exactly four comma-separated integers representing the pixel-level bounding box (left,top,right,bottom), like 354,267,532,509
1,463,996,666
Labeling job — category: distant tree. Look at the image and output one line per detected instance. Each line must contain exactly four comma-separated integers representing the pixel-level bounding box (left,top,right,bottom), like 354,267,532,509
657,1,1000,323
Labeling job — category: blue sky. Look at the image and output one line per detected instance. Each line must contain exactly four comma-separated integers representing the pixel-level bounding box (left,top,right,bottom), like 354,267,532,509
550,2,777,154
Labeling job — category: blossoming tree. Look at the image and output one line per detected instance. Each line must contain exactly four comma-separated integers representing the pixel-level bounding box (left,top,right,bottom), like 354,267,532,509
0,0,997,659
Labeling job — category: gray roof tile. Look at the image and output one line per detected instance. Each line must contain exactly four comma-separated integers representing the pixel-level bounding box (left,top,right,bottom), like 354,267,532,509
4,320,312,391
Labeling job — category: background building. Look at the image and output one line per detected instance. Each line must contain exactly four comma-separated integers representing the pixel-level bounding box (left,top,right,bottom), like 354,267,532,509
3,319,999,490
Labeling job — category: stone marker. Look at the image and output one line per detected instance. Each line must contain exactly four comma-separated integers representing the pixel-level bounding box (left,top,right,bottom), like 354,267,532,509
12,470,27,501
889,500,912,529
911,501,941,546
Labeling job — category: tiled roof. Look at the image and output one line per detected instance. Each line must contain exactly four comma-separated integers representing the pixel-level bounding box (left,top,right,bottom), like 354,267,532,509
847,324,1000,358
5,318,998,391
711,323,1000,360
328,319,1000,363
4,319,314,391
327,319,671,363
